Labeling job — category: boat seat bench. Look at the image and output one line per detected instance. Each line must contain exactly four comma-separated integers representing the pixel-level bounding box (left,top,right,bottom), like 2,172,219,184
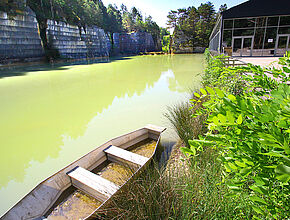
67,166,119,202
104,145,149,167
67,146,149,202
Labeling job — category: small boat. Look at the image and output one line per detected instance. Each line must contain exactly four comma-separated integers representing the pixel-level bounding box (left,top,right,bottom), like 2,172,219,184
2,125,166,220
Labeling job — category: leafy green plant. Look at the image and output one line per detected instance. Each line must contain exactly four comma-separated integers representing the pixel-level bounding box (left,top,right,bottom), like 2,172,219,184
184,52,290,219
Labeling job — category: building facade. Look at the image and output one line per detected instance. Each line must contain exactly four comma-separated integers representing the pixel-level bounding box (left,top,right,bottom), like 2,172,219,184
209,0,290,56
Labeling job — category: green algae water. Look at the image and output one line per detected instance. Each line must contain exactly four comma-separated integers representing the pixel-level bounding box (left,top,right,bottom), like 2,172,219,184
0,54,203,215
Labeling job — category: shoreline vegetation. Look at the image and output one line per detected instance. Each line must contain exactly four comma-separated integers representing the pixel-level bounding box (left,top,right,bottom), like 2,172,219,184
96,50,289,219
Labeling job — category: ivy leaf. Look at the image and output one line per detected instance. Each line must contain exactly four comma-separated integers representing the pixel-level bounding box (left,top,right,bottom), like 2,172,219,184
228,94,236,102
276,174,290,182
237,114,243,125
226,111,235,124
275,164,290,175
253,176,266,186
190,145,196,156
215,88,225,98
205,86,215,95
180,147,194,156
188,140,199,147
242,158,254,166
240,168,251,176
194,92,200,98
235,160,247,167
200,88,207,95
249,185,268,195
228,162,238,170
275,164,290,182
252,205,264,215
212,116,219,125
250,195,267,205
218,114,227,124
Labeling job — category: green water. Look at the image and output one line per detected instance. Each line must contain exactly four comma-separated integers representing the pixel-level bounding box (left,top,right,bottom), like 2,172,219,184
0,54,204,215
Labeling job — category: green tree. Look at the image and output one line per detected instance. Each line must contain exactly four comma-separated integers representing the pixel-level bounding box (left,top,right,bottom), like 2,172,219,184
167,2,218,49
107,4,123,33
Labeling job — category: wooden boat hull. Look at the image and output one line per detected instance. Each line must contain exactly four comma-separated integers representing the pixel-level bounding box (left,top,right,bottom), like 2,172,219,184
1,125,166,220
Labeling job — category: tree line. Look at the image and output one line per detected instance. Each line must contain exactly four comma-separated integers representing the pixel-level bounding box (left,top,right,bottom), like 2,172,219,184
0,0,161,44
1,0,229,52
166,2,227,50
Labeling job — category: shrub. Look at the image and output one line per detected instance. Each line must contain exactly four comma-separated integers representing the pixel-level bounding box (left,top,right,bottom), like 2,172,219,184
184,52,290,219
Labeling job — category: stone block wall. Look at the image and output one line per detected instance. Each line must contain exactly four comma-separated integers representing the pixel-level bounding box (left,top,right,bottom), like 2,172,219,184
0,7,158,64
46,20,110,59
113,32,155,54
0,9,44,63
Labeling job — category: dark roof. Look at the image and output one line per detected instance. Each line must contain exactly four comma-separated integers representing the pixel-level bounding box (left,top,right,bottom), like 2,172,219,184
222,0,290,19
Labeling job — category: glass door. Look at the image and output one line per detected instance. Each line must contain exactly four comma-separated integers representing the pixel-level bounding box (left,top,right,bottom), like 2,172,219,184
233,38,242,56
276,35,290,56
241,37,253,56
232,37,253,56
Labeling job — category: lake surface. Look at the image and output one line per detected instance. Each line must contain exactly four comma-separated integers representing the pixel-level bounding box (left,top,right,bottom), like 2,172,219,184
0,54,204,215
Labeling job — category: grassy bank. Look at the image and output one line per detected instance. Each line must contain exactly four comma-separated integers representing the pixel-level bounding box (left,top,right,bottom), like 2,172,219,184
94,51,289,219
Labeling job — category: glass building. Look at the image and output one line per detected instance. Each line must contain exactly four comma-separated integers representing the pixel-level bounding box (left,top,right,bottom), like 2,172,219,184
209,0,290,57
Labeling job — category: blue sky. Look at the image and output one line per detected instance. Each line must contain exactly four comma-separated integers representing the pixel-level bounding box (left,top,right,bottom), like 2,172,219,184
102,0,248,27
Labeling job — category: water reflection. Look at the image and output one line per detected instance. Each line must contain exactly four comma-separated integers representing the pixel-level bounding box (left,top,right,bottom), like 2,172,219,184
0,54,203,215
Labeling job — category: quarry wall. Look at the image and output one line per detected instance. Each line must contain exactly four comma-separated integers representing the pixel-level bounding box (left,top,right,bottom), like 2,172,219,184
0,8,158,64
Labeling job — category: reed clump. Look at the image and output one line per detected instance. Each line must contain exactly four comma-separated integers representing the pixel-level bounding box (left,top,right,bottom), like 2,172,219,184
164,100,206,147
94,162,180,219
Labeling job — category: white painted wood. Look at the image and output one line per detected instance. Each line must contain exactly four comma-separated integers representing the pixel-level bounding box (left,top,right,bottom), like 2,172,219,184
67,166,119,202
145,124,166,133
104,145,149,166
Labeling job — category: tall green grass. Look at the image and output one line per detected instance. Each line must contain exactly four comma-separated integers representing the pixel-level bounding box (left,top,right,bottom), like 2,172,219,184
171,147,253,219
94,149,252,219
93,162,179,219
164,101,206,147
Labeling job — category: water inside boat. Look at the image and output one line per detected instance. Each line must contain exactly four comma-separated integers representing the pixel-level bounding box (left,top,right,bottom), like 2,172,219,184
47,191,101,220
46,139,157,219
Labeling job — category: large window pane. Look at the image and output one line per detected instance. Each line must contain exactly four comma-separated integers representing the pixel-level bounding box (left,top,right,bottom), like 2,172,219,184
264,27,277,56
222,30,232,47
234,18,256,28
280,16,290,26
253,28,265,56
256,17,267,27
267,16,279,27
276,36,288,56
224,19,233,29
234,28,254,36
278,27,290,34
